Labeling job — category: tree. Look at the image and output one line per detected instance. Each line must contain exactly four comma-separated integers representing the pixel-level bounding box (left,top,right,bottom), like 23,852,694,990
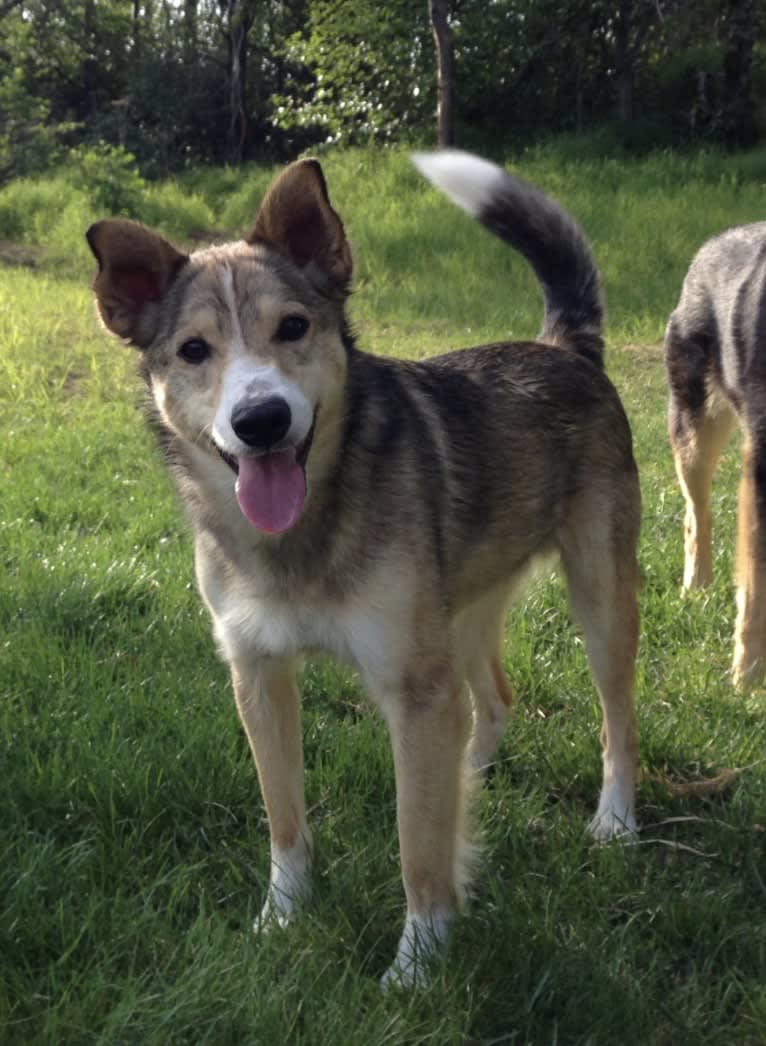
720,0,759,147
1,0,764,179
428,0,455,146
271,0,432,146
219,0,258,163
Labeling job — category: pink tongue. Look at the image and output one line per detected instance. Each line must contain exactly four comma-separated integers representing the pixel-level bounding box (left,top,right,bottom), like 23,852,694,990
235,449,306,533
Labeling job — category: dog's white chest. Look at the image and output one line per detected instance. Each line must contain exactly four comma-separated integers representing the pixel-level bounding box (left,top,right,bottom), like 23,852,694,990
220,596,346,659
200,554,410,691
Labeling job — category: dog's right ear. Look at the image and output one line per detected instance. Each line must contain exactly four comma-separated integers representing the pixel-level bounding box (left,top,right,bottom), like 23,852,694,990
86,219,188,348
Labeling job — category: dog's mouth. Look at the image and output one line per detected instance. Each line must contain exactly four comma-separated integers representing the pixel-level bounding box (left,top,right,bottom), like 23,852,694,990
216,445,239,474
214,414,317,535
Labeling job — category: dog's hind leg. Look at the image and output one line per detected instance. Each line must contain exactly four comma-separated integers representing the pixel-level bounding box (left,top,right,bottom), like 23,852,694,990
733,431,766,688
670,397,735,591
666,319,736,590
374,649,472,988
456,588,514,772
230,655,312,930
559,487,640,840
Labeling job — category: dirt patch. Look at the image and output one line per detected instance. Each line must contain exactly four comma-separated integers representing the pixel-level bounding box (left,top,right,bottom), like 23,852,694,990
620,342,664,359
61,369,87,398
185,228,226,246
0,241,43,268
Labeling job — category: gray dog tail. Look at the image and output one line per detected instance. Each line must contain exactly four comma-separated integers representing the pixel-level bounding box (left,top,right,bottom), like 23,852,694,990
412,150,604,368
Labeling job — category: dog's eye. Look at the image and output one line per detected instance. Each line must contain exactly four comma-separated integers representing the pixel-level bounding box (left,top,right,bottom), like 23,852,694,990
178,338,211,364
277,315,309,342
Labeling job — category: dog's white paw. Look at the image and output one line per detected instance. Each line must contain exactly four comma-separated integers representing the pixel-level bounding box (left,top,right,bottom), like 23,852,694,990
253,839,311,934
588,803,638,842
255,892,297,932
467,745,501,776
467,708,509,774
380,909,453,990
467,728,504,774
732,650,766,691
588,811,638,842
467,750,493,774
589,777,638,842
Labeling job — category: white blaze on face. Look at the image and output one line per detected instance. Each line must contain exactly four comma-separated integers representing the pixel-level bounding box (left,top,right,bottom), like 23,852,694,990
212,264,314,535
211,264,313,455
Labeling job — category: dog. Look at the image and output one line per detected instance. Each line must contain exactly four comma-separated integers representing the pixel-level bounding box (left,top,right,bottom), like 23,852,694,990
86,150,641,987
666,222,766,688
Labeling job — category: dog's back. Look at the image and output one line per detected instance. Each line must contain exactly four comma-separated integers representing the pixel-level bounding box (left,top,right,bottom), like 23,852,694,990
336,154,637,614
667,222,766,411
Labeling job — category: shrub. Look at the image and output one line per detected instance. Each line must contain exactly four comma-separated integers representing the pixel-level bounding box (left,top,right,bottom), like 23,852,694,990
140,182,216,243
0,177,87,243
65,143,146,216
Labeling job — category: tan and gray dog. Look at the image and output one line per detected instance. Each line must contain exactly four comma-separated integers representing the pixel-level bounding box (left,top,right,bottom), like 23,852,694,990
666,223,766,688
87,151,641,986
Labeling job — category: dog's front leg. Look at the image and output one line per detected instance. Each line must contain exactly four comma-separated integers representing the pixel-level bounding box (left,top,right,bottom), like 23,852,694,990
378,666,472,988
230,655,312,930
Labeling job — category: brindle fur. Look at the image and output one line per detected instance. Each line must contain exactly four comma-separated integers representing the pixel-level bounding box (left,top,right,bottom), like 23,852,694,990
87,154,641,987
665,222,766,688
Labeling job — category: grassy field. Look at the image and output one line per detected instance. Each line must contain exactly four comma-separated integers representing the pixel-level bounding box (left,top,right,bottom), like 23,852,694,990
2,143,766,1044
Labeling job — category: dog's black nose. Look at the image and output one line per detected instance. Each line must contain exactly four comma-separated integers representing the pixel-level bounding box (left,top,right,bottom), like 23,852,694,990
231,397,292,448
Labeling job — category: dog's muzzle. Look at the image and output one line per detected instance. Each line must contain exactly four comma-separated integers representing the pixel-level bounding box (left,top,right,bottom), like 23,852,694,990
213,411,317,535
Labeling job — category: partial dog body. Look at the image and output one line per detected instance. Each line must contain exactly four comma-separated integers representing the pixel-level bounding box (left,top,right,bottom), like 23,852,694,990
87,151,640,986
665,222,766,687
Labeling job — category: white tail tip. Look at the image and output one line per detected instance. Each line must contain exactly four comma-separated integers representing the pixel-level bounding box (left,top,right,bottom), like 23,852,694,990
411,150,505,218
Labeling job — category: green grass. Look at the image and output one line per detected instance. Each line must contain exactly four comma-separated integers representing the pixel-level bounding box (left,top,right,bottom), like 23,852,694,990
2,145,766,1044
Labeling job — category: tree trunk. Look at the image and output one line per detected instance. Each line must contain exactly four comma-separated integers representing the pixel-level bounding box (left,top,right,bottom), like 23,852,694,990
82,0,98,120
183,0,198,66
615,0,633,127
575,66,584,135
428,0,455,147
132,0,141,60
220,0,257,164
720,0,758,148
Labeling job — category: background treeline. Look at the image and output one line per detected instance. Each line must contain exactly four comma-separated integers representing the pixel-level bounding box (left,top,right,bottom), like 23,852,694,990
1,0,764,181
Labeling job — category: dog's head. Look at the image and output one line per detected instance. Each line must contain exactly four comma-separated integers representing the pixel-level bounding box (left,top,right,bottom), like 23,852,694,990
87,158,352,535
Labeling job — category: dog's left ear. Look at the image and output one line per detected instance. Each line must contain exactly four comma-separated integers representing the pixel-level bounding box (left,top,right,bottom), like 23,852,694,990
248,158,352,293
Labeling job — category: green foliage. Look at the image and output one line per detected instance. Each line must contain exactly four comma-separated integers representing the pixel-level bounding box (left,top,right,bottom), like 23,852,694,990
0,156,215,271
0,176,86,243
0,69,75,180
0,0,764,174
215,166,282,235
140,183,216,242
64,143,147,216
271,0,433,146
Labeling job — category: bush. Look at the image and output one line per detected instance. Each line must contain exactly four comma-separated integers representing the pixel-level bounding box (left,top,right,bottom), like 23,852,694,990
216,167,276,234
0,71,75,180
140,182,216,242
0,177,87,243
65,143,146,216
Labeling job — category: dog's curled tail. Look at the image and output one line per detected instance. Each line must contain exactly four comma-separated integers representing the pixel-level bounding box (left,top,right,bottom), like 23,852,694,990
412,150,604,368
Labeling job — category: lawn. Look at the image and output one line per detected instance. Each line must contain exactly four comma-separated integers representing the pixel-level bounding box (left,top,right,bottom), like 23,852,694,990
2,144,766,1044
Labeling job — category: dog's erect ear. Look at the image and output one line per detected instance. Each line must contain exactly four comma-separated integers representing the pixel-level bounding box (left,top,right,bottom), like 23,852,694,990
248,158,352,292
86,219,188,348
